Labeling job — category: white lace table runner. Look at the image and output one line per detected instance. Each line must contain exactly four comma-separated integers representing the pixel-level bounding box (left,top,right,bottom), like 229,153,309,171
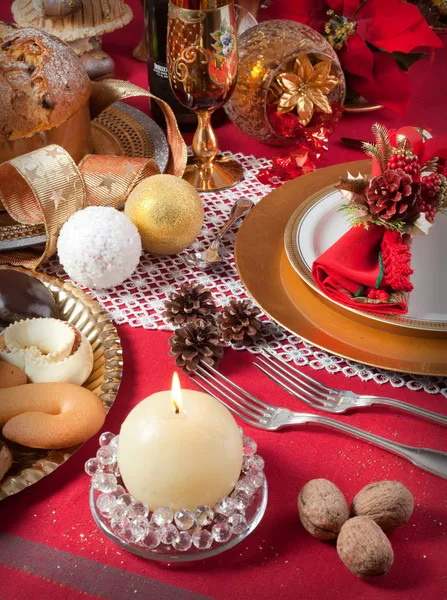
43,151,447,397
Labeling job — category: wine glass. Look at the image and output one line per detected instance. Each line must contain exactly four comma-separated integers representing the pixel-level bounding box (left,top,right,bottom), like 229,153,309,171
167,0,243,191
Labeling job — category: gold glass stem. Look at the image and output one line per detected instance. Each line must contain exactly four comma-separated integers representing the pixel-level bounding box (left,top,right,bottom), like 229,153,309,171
192,110,219,171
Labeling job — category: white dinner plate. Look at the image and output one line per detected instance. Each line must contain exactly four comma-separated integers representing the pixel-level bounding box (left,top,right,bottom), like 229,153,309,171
284,184,447,332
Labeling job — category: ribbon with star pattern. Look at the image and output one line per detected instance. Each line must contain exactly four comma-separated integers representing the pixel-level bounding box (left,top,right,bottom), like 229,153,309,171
0,145,160,269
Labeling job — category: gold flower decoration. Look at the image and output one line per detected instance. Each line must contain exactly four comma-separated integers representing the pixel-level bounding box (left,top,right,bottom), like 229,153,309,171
275,55,339,126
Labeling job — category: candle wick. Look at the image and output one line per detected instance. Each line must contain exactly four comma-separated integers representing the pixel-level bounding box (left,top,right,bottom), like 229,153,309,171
174,400,180,414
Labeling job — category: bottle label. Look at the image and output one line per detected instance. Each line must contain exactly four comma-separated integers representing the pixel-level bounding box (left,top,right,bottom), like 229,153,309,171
153,61,168,80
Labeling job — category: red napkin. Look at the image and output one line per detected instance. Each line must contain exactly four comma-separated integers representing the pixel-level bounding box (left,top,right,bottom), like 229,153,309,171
312,224,413,314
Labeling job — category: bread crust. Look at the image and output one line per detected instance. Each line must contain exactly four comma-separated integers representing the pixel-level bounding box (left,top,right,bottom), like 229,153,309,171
0,23,91,141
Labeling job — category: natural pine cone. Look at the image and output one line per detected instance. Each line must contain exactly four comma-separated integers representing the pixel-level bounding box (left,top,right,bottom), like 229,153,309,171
217,300,262,346
168,321,223,374
164,283,216,326
366,169,421,222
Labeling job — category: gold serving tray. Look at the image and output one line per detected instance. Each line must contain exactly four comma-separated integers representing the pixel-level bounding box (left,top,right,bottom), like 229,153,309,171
0,267,123,500
235,160,447,376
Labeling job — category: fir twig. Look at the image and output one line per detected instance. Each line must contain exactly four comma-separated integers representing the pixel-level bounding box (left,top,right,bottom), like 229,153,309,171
372,123,392,168
362,142,384,172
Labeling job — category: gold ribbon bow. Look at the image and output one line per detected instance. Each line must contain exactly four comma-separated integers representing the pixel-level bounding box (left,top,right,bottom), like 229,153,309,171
0,80,188,270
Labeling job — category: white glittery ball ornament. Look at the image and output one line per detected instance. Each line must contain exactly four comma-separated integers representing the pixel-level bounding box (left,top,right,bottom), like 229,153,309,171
57,206,142,290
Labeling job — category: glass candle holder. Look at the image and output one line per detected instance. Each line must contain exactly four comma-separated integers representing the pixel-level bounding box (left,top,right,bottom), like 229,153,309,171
225,20,346,145
86,430,267,562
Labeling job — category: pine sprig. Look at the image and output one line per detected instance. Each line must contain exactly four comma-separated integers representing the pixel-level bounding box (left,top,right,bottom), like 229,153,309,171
340,203,407,233
362,141,385,171
372,122,392,167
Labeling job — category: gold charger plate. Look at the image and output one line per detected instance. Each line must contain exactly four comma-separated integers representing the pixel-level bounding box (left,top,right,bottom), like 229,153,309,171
235,160,447,376
0,267,123,500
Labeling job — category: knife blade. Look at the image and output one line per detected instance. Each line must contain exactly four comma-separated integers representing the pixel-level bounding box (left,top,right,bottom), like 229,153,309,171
340,137,367,149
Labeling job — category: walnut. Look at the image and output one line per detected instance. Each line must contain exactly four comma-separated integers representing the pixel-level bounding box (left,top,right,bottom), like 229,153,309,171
298,478,349,540
337,516,394,577
352,480,414,531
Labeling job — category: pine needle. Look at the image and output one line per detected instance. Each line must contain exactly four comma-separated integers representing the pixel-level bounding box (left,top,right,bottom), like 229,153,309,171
362,141,384,171
372,123,392,168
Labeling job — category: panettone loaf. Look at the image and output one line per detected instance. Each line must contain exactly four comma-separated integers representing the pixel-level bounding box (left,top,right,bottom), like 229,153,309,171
0,23,91,141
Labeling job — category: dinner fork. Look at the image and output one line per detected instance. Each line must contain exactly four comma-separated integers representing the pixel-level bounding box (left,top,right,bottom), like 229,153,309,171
253,351,447,427
193,364,447,480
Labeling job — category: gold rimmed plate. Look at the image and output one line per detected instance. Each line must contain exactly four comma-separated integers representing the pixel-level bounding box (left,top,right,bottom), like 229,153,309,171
235,161,447,376
0,267,123,500
284,179,447,333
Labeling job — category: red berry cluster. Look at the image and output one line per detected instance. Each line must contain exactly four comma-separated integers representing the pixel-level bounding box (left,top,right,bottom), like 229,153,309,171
419,172,442,222
387,152,421,181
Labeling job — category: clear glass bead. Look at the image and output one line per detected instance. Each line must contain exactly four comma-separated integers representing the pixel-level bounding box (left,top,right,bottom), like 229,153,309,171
96,492,117,515
121,523,138,543
142,529,160,549
96,446,116,467
235,478,255,496
114,465,121,479
228,513,248,535
109,436,119,454
246,470,266,489
128,501,149,520
214,496,236,517
85,457,103,476
174,508,195,531
117,493,134,508
192,529,213,550
159,523,178,545
214,513,229,523
212,522,232,543
92,472,117,493
151,506,173,527
195,505,214,527
230,489,250,511
111,485,126,499
130,516,150,541
243,436,257,456
99,432,115,447
173,531,192,552
109,503,127,522
187,522,201,535
245,454,265,471
111,516,129,536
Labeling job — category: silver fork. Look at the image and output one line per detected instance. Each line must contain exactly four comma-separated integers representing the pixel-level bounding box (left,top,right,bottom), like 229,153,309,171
254,350,447,427
193,363,447,480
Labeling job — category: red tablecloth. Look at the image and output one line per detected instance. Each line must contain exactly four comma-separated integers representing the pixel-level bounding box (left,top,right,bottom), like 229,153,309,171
1,2,447,599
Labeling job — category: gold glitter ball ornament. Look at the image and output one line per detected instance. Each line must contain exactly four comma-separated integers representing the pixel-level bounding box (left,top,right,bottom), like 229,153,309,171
124,175,204,255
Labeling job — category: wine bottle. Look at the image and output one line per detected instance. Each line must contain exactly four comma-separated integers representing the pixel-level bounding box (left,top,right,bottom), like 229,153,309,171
144,0,197,129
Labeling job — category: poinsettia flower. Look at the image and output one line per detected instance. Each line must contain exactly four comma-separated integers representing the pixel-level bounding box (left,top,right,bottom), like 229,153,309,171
287,0,443,114
326,0,442,81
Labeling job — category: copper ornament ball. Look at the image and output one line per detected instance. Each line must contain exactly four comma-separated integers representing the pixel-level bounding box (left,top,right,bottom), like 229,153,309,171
125,175,204,255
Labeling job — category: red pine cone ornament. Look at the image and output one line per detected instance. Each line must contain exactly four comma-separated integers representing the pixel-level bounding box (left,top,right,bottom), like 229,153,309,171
366,169,420,222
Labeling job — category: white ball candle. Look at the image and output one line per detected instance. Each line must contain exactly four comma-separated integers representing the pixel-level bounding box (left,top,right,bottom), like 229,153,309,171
118,375,243,512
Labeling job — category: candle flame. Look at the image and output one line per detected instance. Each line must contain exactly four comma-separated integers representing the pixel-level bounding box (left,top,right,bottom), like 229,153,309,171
171,372,182,414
